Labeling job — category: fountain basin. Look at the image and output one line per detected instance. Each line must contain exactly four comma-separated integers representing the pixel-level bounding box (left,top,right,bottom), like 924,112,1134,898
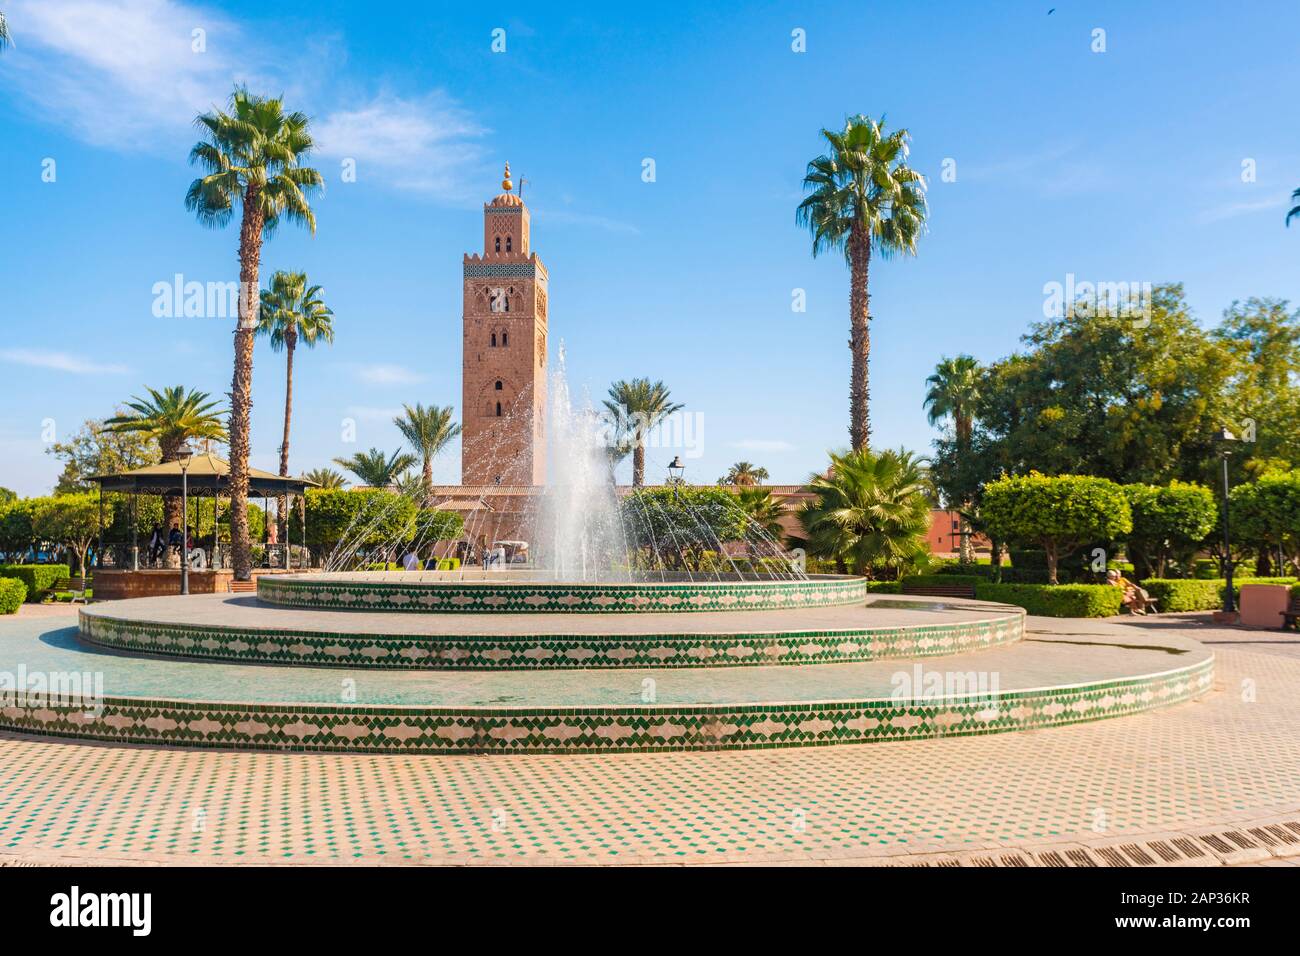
257,571,868,614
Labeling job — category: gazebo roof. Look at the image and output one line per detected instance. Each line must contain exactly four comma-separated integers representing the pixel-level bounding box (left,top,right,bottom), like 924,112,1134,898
90,452,317,497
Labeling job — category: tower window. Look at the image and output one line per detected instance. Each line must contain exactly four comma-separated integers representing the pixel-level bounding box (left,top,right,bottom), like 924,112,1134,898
494,236,501,253
495,380,503,390
501,331,508,346
490,332,497,347
495,401,502,416
505,235,512,252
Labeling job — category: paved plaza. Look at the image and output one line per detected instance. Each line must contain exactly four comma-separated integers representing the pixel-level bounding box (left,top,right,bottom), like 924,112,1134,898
0,605,1297,866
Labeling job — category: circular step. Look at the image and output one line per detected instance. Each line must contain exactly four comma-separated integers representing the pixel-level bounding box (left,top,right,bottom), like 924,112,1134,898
0,616,1214,754
78,594,1024,670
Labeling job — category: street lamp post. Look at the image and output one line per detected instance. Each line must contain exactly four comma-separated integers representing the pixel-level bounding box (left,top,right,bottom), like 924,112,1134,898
667,456,685,499
1215,427,1239,615
178,446,193,595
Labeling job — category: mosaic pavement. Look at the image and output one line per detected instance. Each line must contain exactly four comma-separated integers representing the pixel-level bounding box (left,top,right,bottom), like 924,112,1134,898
0,612,1296,865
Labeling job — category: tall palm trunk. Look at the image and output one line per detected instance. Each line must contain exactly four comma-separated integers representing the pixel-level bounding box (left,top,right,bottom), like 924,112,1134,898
277,329,297,549
848,226,872,450
422,456,434,505
956,413,974,564
159,436,184,542
229,188,264,580
632,441,645,487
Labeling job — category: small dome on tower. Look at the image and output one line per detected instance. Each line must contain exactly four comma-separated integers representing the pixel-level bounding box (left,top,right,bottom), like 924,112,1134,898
490,161,523,206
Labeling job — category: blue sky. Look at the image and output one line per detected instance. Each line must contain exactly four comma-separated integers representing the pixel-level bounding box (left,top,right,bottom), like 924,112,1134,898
2,0,1299,496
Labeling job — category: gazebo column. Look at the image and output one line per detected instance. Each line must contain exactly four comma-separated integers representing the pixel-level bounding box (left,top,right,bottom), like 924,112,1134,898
130,495,139,571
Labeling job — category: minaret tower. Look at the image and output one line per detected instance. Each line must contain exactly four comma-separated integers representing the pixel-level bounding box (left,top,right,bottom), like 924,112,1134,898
461,163,548,486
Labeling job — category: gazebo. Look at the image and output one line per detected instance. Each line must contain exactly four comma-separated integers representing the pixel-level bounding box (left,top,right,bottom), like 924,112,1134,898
90,452,316,599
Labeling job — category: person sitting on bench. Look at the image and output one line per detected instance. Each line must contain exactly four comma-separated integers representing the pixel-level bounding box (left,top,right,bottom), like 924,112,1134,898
1107,569,1153,615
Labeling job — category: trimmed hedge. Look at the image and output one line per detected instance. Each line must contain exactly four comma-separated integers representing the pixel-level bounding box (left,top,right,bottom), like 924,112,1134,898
1141,577,1299,612
0,578,26,614
0,564,71,602
974,582,1125,618
901,574,984,589
931,563,998,579
864,581,902,593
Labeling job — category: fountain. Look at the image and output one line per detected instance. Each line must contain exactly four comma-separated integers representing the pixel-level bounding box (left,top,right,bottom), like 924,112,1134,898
0,353,1214,754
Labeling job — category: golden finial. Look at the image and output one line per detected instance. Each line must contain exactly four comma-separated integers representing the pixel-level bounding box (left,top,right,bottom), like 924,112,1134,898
502,162,512,192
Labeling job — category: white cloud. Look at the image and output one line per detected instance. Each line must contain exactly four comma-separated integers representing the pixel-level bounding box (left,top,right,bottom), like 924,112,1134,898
1,0,245,148
1196,195,1288,225
729,439,795,452
314,92,485,200
0,348,129,375
351,364,424,386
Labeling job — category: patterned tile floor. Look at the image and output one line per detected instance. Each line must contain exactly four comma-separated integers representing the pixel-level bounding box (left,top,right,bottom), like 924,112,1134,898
0,609,1297,866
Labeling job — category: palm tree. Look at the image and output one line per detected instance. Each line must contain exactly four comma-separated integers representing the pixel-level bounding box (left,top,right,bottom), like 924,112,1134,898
185,87,323,581
0,11,11,51
601,378,683,486
258,270,334,541
105,386,228,532
797,115,928,450
794,447,932,578
923,354,982,563
733,487,787,563
393,404,461,502
719,461,770,487
333,448,417,488
303,467,347,490
1287,189,1300,227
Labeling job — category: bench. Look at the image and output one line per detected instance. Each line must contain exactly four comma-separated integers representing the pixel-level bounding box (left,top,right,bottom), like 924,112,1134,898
227,580,258,594
900,584,976,599
1282,594,1300,631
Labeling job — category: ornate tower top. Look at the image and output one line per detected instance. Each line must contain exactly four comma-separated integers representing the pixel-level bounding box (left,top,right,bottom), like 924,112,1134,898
491,162,522,207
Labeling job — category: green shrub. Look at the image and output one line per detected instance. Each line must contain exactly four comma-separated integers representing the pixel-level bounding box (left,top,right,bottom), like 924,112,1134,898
0,564,71,602
1139,579,1220,611
931,562,997,578
999,566,1065,584
1141,577,1299,612
0,578,26,614
974,582,1125,617
864,581,902,593
901,574,984,588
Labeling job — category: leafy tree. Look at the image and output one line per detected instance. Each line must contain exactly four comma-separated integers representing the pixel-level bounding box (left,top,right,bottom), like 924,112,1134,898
258,270,335,538
793,448,933,579
32,494,111,589
186,87,324,581
1230,471,1300,576
601,379,683,486
333,448,417,488
620,487,751,571
0,487,15,506
393,404,461,502
1213,298,1300,476
797,115,927,450
971,285,1231,485
1121,481,1217,579
290,489,418,562
718,462,770,487
924,354,983,562
47,414,158,493
981,473,1133,584
303,467,347,490
0,498,39,561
